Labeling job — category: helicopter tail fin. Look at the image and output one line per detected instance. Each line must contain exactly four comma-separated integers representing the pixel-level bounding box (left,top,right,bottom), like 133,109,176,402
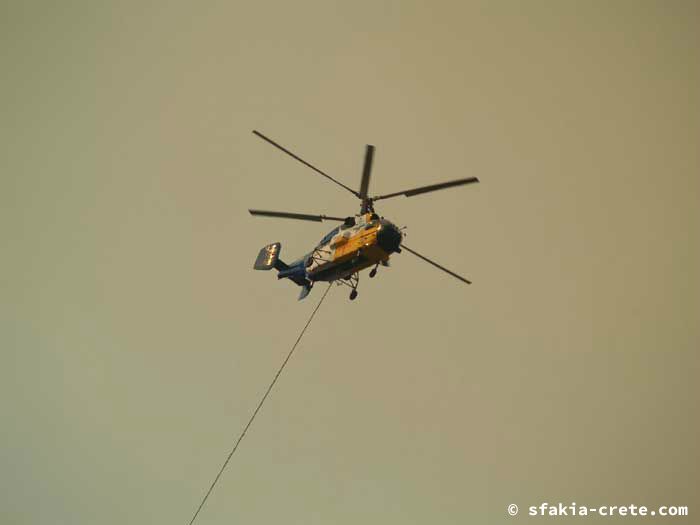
254,242,312,299
254,242,287,271
298,282,312,301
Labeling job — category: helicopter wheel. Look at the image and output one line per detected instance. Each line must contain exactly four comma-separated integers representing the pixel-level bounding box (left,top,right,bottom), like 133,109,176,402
369,265,378,278
349,290,358,301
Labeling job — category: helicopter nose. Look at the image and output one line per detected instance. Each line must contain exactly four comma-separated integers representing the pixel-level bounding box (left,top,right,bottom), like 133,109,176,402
377,223,402,253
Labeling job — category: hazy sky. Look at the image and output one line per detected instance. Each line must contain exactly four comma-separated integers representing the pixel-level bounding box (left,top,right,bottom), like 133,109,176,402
2,1,698,524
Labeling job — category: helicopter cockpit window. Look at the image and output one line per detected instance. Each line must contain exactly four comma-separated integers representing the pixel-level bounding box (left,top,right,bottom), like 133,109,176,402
319,227,340,246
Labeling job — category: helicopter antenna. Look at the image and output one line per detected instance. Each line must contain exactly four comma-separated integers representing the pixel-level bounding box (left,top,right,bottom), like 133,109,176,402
253,130,359,198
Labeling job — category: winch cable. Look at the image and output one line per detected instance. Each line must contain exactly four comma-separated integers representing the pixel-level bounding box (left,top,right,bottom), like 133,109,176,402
187,283,332,525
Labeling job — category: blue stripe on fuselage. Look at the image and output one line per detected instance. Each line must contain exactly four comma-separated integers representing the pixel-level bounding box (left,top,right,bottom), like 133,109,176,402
277,256,309,287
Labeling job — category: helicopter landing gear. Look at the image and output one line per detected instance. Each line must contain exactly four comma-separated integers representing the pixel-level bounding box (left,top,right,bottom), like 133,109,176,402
369,263,379,278
335,272,361,300
349,272,360,300
344,272,360,300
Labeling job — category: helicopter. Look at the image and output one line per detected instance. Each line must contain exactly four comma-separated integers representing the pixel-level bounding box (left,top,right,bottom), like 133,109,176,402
249,130,479,301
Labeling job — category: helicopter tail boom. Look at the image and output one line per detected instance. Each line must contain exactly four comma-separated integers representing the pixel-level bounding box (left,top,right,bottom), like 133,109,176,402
254,242,313,300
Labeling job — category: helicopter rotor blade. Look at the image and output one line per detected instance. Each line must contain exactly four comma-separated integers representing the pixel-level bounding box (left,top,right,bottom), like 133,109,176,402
359,144,375,213
248,209,346,222
400,244,472,285
252,130,359,198
373,176,479,202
